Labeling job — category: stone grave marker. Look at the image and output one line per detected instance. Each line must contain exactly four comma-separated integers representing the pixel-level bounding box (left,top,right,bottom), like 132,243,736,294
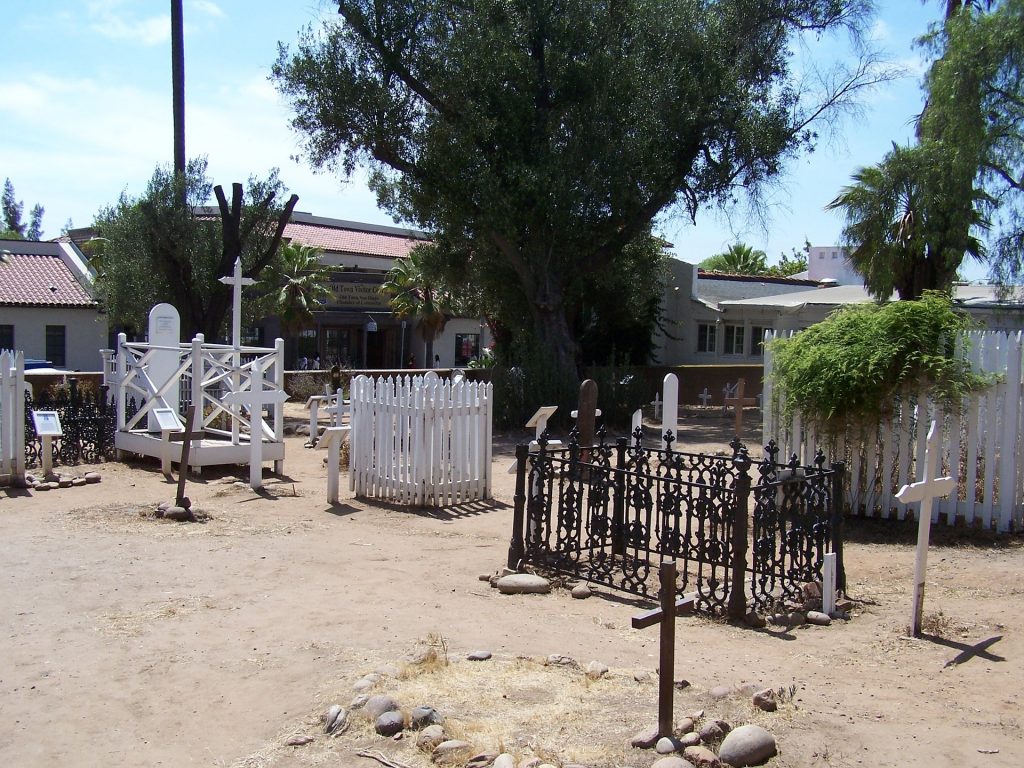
146,303,180,431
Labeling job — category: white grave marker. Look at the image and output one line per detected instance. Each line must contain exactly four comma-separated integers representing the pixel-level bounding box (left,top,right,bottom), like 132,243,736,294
698,387,711,407
222,359,289,489
146,303,180,431
650,393,662,420
631,408,643,439
219,257,255,350
318,425,351,504
661,373,679,449
895,420,956,637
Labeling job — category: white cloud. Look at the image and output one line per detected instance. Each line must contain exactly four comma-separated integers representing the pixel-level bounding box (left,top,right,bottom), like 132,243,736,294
869,19,890,42
87,2,170,47
190,1,225,19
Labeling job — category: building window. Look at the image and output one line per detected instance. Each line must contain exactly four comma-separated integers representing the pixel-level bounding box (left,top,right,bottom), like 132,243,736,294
697,323,716,354
46,325,66,367
0,324,12,351
751,326,771,357
241,326,264,346
723,325,745,355
454,333,480,367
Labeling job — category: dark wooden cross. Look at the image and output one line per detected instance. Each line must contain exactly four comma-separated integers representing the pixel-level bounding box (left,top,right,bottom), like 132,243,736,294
724,378,758,441
632,560,695,737
169,405,205,507
574,379,599,446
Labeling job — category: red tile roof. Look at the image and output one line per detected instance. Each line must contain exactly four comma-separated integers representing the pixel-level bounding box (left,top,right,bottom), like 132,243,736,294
283,222,421,258
0,252,96,307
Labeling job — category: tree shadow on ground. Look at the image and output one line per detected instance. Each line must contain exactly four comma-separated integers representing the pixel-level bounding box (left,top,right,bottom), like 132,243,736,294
841,515,1024,549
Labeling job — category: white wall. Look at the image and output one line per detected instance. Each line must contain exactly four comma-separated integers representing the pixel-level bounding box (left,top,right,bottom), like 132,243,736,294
807,246,862,285
0,306,107,370
432,318,491,369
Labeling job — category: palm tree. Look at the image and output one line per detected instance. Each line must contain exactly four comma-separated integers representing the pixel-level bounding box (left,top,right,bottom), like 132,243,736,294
826,143,987,300
381,246,451,368
699,244,768,275
271,242,332,364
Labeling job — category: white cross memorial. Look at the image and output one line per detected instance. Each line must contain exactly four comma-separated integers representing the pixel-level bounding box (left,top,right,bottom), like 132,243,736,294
895,420,956,637
220,257,255,444
222,359,289,490
698,387,711,407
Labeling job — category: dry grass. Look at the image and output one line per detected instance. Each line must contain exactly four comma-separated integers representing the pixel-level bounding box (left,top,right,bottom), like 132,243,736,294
97,594,214,637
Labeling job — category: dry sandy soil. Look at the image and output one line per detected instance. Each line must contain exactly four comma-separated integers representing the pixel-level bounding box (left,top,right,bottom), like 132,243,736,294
1,405,1021,767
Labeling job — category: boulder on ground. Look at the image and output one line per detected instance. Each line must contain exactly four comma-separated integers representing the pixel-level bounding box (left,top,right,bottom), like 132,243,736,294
718,724,777,767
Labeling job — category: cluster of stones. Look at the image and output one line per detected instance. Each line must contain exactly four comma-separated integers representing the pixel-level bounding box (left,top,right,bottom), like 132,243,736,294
631,701,778,767
23,470,101,491
482,569,593,600
152,498,206,523
742,581,853,629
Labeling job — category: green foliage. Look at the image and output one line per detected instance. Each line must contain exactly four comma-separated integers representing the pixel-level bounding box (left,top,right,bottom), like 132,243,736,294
767,293,988,428
2,178,44,240
490,342,580,432
381,244,458,365
585,364,649,430
274,0,883,377
700,244,768,275
262,242,332,334
765,240,810,277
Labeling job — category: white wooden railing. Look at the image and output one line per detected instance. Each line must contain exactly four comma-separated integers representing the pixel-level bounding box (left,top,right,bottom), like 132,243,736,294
0,350,27,483
764,330,1024,532
349,374,493,506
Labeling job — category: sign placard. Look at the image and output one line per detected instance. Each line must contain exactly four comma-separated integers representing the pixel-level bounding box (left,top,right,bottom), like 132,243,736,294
153,407,184,432
32,410,63,437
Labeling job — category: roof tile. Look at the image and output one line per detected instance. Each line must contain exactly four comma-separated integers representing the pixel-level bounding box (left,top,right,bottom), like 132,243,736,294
0,252,96,307
284,222,421,258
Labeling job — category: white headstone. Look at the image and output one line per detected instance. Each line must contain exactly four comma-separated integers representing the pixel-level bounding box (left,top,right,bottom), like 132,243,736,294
661,373,679,449
147,303,181,431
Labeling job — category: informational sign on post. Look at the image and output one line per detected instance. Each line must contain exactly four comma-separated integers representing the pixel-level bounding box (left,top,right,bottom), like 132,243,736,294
32,410,63,436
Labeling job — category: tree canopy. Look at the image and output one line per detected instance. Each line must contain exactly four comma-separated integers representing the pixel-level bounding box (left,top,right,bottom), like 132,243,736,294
2,179,44,240
273,0,882,376
700,244,769,275
92,158,298,339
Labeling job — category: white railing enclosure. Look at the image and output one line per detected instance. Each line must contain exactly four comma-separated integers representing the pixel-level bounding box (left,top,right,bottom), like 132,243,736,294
0,350,27,484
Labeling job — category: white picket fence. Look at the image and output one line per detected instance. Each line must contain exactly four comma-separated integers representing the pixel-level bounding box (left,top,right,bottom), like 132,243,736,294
0,350,27,484
764,330,1024,532
349,374,493,506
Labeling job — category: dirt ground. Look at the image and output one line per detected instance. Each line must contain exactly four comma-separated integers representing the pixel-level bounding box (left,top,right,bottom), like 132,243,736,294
1,405,1021,768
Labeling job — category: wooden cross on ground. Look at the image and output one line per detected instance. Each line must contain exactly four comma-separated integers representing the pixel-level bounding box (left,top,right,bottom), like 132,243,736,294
169,404,205,508
724,378,758,441
896,420,956,637
222,359,290,490
632,561,695,737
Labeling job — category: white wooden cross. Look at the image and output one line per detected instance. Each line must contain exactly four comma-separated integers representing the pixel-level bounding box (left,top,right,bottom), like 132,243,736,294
698,387,711,407
219,257,255,350
507,406,560,473
650,393,662,420
721,381,738,413
222,359,289,489
895,420,957,637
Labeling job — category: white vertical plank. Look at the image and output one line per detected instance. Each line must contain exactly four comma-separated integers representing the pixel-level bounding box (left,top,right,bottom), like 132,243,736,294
863,416,879,517
981,334,1003,527
998,332,1021,532
964,335,983,524
880,407,897,519
662,373,679,449
762,333,775,447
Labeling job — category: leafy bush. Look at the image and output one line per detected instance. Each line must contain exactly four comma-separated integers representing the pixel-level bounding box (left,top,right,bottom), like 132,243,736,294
767,293,990,428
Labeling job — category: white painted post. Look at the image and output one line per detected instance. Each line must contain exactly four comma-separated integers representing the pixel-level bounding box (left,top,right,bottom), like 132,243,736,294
221,358,289,490
319,425,350,504
631,408,643,438
661,373,679,449
896,421,957,637
273,338,286,477
822,553,837,616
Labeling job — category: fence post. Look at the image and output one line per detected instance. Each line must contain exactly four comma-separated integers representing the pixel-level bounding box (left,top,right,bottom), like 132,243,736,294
831,460,847,593
115,333,128,432
508,443,529,569
613,437,627,556
728,447,753,620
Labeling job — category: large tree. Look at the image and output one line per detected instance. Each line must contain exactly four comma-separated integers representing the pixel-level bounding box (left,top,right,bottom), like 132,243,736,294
273,0,882,376
1,178,44,240
93,158,298,339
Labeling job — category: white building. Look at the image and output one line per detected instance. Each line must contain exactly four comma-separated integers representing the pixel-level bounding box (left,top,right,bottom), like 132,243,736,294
0,239,107,370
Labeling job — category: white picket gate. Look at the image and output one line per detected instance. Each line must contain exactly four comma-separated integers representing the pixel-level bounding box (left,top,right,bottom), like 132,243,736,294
349,374,493,506
0,350,27,484
764,330,1024,532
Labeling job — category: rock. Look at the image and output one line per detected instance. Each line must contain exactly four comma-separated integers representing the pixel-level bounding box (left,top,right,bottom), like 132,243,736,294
517,759,542,768
411,705,445,729
285,734,314,746
353,674,381,692
708,685,732,700
72,477,87,487
651,757,695,768
682,745,721,767
467,650,492,661
545,654,577,667
634,671,652,683
58,478,73,488
802,580,823,600
416,724,446,750
718,724,777,767
802,597,823,613
630,725,660,749
752,688,778,712
735,681,761,697
493,755,515,768
376,710,405,736
786,611,807,626
351,694,370,709
571,584,592,599
586,660,609,679
35,482,51,491
496,574,551,595
84,472,101,483
806,610,832,626
323,704,347,734
478,573,492,581
835,599,855,612
676,717,695,734
675,678,691,689
178,496,192,509
698,720,730,743
656,736,683,754
829,610,851,620
163,506,193,521
433,740,473,763
467,752,499,768
679,732,701,748
364,694,399,720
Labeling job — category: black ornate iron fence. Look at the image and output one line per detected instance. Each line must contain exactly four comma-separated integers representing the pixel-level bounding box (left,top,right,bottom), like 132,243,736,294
23,380,118,468
508,430,845,617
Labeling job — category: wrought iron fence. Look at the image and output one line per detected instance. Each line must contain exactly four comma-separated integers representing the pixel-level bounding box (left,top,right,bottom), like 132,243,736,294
23,380,118,468
508,429,844,617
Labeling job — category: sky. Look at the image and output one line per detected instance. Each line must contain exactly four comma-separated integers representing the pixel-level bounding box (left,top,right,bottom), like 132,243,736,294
0,1,984,277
